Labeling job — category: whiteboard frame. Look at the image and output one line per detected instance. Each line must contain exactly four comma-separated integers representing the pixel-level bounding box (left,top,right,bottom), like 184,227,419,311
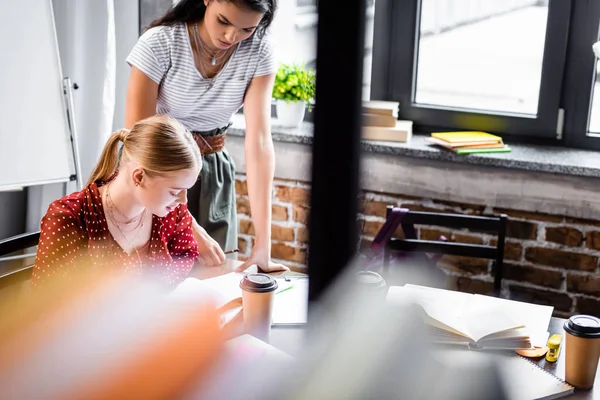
0,0,81,192
63,77,83,190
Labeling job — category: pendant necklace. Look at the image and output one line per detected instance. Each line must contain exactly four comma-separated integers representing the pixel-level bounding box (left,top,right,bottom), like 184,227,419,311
194,23,228,66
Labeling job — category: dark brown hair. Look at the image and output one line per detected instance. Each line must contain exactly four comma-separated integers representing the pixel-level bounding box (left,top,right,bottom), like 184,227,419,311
145,0,277,39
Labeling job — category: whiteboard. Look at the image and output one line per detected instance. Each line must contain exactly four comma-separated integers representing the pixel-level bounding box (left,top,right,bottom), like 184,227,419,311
0,0,76,190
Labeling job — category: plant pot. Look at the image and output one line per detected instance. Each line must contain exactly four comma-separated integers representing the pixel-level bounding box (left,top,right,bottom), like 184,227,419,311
275,100,306,128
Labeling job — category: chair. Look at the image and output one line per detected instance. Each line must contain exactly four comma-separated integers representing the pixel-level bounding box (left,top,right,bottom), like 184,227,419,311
0,231,40,290
382,206,507,296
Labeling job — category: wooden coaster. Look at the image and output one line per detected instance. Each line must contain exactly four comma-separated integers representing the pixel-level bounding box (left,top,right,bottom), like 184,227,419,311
515,346,548,358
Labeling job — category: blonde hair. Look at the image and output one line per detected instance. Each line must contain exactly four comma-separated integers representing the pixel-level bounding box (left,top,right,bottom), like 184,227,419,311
86,115,201,186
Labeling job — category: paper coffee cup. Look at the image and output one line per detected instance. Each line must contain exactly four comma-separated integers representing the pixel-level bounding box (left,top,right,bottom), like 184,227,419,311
355,271,388,301
563,314,600,389
240,273,278,343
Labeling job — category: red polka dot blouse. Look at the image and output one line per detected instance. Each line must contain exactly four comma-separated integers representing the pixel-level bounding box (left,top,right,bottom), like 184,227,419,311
31,182,199,289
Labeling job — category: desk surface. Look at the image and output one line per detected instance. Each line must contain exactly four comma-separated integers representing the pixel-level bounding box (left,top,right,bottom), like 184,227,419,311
192,261,599,399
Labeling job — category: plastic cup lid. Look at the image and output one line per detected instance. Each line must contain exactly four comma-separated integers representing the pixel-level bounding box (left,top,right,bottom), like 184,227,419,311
564,315,600,338
239,273,278,293
356,271,386,287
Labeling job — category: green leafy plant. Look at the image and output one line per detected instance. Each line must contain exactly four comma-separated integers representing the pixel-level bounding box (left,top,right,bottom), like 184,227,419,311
272,63,316,109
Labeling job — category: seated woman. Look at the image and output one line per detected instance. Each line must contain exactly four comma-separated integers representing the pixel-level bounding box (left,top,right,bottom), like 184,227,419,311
31,114,202,289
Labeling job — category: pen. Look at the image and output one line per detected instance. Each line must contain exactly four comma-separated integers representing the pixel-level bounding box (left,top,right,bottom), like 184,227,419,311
284,276,308,282
224,248,239,255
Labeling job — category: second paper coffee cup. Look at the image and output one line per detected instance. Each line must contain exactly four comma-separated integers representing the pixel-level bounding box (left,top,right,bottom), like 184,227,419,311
564,314,600,389
240,273,278,343
355,271,388,301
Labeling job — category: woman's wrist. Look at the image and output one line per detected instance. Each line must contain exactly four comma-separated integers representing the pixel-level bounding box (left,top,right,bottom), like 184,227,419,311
192,220,208,241
253,235,271,255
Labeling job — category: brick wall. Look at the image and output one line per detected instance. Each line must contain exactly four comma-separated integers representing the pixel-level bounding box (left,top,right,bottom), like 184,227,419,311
235,176,600,318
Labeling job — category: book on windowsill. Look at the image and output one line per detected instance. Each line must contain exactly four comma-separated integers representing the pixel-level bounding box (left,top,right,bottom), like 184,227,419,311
452,145,511,155
427,131,511,154
362,120,412,143
362,100,399,118
362,112,397,127
386,284,554,350
431,131,502,143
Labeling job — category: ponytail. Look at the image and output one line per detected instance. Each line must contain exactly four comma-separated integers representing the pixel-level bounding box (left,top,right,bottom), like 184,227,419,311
85,115,201,188
85,129,129,187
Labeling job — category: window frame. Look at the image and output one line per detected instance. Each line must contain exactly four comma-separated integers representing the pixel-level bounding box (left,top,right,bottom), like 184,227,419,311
562,0,600,150
371,0,572,140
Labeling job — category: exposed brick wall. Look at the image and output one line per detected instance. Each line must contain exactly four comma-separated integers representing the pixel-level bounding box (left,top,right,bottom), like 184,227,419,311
236,176,600,318
235,178,310,270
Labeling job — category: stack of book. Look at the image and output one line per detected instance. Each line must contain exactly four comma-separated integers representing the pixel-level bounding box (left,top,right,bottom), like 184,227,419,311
426,131,511,154
361,100,412,143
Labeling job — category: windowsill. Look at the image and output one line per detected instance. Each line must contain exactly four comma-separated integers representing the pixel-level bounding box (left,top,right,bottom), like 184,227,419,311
229,114,600,179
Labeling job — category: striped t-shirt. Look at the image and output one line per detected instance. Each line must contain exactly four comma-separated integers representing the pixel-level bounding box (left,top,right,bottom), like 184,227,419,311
126,23,276,131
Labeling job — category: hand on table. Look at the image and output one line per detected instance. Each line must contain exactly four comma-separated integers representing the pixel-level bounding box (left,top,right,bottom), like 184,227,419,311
234,245,289,273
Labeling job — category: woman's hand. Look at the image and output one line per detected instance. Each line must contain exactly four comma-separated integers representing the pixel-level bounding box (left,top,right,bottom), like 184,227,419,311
192,222,226,266
235,244,289,273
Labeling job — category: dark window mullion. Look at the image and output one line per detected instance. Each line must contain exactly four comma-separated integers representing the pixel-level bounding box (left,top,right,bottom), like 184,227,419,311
370,0,395,101
387,0,418,113
536,0,571,127
563,0,600,149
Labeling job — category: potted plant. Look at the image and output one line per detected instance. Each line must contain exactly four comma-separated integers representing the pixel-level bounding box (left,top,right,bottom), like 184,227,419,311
272,63,316,128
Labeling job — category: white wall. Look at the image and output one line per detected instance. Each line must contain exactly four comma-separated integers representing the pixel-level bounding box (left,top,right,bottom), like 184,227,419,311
113,0,140,131
52,0,138,139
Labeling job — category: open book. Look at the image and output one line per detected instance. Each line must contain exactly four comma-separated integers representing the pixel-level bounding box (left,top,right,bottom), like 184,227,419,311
387,284,553,350
169,272,246,326
169,272,308,327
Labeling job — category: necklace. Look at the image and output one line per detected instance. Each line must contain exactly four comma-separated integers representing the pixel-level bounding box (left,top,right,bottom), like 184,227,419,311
105,189,145,232
193,23,229,66
104,183,146,267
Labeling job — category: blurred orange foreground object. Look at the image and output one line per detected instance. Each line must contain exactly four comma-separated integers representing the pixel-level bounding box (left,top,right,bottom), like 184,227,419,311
0,268,226,400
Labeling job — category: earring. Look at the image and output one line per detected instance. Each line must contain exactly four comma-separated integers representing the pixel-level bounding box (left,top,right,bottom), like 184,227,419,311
135,181,140,187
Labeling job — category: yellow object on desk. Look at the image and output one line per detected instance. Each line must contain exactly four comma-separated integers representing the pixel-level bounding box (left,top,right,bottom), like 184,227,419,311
545,334,562,363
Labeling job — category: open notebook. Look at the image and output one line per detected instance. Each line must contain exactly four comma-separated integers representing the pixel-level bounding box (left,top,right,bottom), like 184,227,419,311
169,273,308,326
387,284,553,350
499,354,574,400
435,348,574,400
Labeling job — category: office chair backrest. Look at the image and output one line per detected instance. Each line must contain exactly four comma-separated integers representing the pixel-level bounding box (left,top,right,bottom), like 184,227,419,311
381,206,507,295
0,231,40,258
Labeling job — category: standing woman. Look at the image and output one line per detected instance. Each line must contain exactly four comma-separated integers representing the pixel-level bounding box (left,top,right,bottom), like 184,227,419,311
125,0,287,272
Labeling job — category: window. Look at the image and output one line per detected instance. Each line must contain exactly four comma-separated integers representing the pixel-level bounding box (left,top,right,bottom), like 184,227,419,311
372,0,600,148
271,1,375,100
415,1,548,115
588,58,600,134
296,0,317,7
139,0,174,33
